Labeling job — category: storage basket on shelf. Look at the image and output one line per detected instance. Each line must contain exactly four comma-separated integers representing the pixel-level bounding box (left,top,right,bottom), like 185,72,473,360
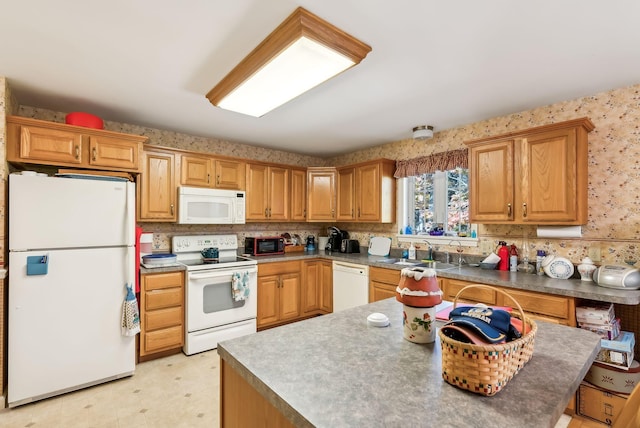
438,284,537,396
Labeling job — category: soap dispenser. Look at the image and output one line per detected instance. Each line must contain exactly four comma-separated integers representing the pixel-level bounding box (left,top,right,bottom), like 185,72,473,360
408,242,416,260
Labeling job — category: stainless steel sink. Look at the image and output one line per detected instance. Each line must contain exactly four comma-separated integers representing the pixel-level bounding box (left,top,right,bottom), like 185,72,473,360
394,260,421,266
420,261,458,270
376,259,458,270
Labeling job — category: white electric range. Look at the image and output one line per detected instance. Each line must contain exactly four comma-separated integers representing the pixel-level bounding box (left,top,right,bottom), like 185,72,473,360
172,234,257,355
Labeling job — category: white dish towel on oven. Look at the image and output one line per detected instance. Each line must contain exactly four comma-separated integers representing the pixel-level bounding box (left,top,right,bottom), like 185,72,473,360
232,271,250,302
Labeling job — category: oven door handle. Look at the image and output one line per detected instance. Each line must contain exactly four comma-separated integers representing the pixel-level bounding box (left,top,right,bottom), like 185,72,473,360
189,268,257,280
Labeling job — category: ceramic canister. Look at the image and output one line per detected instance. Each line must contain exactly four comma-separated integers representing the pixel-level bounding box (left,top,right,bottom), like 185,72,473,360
395,267,443,307
402,304,437,343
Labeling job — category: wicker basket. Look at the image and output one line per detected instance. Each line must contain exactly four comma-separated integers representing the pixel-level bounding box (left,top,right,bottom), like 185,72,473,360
438,284,537,396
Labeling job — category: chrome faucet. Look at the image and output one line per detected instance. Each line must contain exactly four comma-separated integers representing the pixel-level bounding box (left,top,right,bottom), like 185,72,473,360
449,240,464,266
422,240,433,260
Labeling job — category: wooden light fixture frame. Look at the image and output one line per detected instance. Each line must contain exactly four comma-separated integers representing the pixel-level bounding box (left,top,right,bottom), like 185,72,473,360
206,7,372,108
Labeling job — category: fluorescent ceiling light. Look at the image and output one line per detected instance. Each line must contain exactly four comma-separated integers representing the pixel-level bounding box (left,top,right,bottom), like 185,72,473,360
206,7,371,117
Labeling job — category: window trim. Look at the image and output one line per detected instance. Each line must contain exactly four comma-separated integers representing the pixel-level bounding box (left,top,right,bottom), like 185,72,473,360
396,174,478,248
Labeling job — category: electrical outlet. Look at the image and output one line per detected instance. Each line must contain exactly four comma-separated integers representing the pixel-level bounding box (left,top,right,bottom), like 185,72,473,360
480,241,492,255
588,247,601,262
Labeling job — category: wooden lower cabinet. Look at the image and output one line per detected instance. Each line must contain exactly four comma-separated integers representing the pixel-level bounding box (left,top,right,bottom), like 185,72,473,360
257,261,302,329
442,278,577,326
221,359,294,427
302,259,333,315
444,278,498,305
369,267,401,302
369,268,577,326
369,267,444,303
139,271,185,361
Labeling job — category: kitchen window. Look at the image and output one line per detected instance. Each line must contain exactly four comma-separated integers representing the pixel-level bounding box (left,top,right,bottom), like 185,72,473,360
402,167,470,235
394,149,477,246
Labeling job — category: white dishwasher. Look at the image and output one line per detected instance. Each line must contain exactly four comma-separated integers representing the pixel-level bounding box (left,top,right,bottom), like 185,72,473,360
332,261,369,312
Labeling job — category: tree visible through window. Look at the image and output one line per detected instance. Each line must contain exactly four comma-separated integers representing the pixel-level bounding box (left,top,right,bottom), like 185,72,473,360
406,168,469,236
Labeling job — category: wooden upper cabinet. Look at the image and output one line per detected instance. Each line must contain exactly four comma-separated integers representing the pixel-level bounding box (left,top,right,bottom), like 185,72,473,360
245,163,289,221
6,116,146,172
357,161,391,222
214,159,245,190
521,128,581,222
179,155,245,190
468,139,515,222
465,118,594,225
19,125,83,164
180,154,213,187
336,159,396,223
246,163,269,220
138,149,176,221
268,166,289,221
290,168,307,221
337,167,356,221
88,135,139,170
307,167,336,222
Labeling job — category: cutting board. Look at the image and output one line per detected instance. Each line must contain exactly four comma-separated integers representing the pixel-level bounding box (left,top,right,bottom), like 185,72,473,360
368,237,391,256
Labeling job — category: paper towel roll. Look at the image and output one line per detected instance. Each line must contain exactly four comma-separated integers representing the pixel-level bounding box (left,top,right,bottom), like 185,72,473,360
536,225,582,238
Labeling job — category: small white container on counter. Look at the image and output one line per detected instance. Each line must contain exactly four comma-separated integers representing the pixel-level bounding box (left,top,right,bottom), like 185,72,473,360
577,257,597,281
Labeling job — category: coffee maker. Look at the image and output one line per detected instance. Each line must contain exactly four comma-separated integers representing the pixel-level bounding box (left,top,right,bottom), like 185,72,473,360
327,227,348,252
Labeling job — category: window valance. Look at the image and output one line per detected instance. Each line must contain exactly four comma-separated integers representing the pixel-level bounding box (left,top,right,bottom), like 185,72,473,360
393,148,468,178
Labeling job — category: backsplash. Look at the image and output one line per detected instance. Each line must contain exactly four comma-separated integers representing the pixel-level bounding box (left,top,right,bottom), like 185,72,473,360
10,82,640,267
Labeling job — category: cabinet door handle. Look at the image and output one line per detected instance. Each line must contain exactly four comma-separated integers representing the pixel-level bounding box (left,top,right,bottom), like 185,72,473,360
265,208,269,217
217,175,220,185
507,203,512,216
522,203,527,218
303,209,306,218
170,204,175,215
75,146,80,160
91,147,97,161
207,173,210,184
331,209,335,218
358,207,361,218
268,208,272,218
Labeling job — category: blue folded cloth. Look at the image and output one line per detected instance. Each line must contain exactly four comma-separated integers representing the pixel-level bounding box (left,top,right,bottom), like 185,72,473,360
232,271,251,302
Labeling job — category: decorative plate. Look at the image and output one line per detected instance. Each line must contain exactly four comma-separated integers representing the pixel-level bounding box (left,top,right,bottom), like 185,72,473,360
543,257,574,279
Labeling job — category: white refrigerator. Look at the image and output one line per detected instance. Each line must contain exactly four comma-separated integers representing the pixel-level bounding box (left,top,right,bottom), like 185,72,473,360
8,173,136,407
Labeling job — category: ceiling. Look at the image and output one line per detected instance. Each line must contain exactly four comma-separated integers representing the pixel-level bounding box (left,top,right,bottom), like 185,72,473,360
2,1,640,157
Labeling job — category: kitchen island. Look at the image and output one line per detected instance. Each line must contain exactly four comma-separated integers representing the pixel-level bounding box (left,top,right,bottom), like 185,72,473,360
217,297,601,427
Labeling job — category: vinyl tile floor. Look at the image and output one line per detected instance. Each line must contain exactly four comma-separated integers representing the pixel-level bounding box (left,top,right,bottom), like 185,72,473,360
0,350,220,428
0,348,575,428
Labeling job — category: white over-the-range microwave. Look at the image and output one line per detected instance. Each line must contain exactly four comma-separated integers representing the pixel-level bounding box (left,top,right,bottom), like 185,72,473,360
177,186,246,224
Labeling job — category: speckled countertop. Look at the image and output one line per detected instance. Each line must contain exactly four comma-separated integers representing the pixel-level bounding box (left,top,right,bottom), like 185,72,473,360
138,249,640,304
252,249,640,304
139,264,186,275
218,297,601,428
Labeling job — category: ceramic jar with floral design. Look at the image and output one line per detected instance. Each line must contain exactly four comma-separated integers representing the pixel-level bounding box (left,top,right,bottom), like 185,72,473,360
577,257,597,281
402,305,437,343
396,267,442,343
